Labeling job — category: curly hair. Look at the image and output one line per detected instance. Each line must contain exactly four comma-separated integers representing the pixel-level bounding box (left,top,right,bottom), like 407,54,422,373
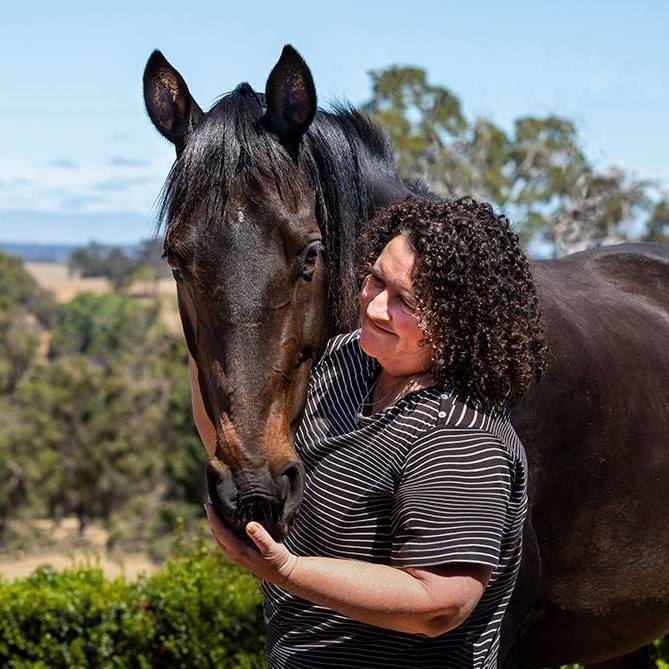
360,195,549,417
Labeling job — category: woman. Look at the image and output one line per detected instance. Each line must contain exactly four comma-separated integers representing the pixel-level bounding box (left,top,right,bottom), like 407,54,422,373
202,196,548,668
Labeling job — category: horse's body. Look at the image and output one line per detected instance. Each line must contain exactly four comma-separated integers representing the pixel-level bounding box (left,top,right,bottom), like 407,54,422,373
144,46,669,667
503,243,669,667
504,243,669,666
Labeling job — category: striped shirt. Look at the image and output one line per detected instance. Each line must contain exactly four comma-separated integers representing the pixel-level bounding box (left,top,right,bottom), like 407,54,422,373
262,330,528,668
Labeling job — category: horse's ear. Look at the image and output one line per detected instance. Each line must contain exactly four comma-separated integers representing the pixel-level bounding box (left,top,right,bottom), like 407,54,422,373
264,45,316,150
143,50,203,153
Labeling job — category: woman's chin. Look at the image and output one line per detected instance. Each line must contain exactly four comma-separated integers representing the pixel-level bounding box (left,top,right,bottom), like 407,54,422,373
360,327,391,359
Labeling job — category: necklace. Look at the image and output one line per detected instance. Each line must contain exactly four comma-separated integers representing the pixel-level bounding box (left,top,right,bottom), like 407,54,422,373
360,372,432,413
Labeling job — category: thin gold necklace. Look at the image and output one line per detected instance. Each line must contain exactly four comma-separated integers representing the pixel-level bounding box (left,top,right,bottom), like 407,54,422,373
360,373,430,410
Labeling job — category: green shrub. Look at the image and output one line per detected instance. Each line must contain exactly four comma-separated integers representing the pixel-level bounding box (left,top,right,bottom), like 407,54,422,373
0,541,667,668
0,544,265,668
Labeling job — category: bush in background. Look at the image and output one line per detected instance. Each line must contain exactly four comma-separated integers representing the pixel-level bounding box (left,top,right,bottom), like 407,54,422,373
0,543,265,668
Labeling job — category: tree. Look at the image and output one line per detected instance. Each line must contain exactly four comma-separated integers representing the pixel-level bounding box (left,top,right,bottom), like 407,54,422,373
68,242,108,278
548,168,651,257
0,316,39,393
68,242,141,292
0,253,204,547
0,252,56,392
643,198,669,245
362,66,663,256
48,292,162,364
0,252,57,326
14,356,162,532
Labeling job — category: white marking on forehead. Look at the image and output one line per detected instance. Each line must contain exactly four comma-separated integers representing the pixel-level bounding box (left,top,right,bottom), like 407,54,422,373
235,209,245,226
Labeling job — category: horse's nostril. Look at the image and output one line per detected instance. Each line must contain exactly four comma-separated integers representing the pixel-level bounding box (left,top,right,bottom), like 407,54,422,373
278,461,304,497
277,461,304,523
206,461,238,520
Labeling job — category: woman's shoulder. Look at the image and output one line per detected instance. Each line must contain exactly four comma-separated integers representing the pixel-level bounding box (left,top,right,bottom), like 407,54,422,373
321,329,362,358
411,389,527,467
309,329,368,382
312,329,364,372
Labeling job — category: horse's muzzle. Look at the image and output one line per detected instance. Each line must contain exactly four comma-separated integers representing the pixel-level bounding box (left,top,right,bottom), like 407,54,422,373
206,459,304,541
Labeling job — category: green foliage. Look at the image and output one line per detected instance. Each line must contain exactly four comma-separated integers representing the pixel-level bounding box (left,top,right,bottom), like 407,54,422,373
0,252,58,327
48,293,162,363
0,272,203,548
0,252,57,394
14,356,162,529
9,290,203,539
0,544,265,668
68,243,140,292
363,66,467,188
643,199,669,244
655,637,669,669
0,401,37,535
0,316,39,393
0,545,665,668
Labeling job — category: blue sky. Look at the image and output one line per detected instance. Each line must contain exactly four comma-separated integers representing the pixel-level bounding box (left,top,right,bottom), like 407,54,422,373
1,1,667,244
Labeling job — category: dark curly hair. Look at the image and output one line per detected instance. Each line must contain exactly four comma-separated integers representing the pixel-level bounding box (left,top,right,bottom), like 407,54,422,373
360,195,549,417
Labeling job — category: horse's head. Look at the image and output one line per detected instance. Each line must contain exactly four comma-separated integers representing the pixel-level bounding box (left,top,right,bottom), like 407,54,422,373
143,46,328,540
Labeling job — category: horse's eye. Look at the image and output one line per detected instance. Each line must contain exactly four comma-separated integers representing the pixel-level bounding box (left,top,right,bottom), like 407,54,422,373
171,267,183,281
301,240,323,281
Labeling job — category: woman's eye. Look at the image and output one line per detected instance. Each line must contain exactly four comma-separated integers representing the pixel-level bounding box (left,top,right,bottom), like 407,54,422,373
399,297,416,312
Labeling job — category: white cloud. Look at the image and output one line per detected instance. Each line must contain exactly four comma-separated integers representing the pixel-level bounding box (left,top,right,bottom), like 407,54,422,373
0,154,172,216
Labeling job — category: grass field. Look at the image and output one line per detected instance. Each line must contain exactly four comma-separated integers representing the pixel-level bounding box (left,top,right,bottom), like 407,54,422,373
0,517,157,581
25,262,183,335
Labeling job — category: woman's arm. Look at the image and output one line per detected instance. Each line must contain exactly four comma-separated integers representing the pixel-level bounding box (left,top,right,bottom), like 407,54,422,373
282,554,490,637
204,504,490,638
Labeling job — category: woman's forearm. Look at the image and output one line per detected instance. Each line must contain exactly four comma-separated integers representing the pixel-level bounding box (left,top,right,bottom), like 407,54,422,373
277,555,456,637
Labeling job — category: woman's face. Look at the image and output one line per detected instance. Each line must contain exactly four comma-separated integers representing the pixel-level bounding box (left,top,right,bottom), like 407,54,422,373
359,234,433,377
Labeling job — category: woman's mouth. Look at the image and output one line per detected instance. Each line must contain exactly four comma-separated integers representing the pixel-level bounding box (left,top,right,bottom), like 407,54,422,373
366,318,393,335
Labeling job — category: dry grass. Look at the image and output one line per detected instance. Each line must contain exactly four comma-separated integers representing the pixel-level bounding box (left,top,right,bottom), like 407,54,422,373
25,262,183,335
0,551,157,581
0,517,157,582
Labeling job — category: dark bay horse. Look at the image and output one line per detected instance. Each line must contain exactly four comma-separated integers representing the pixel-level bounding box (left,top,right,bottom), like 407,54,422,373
143,46,669,668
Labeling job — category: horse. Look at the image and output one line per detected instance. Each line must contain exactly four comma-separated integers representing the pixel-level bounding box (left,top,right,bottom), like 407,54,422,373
143,45,669,668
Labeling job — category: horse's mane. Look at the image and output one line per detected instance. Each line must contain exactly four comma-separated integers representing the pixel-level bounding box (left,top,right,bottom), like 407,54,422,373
158,83,396,332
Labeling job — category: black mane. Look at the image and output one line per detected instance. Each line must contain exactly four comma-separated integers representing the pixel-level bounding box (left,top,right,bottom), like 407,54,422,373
158,85,397,331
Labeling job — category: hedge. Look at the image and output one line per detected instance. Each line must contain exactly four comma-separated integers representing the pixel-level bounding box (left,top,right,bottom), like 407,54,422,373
0,544,666,669
0,544,265,668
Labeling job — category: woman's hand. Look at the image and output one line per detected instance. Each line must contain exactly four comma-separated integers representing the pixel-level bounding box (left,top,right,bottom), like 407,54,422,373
203,503,299,587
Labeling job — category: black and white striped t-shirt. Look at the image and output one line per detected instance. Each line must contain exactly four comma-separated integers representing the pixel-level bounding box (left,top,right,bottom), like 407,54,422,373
262,330,528,669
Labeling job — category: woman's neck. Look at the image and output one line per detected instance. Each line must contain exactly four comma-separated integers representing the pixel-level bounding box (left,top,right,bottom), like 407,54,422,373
371,369,435,414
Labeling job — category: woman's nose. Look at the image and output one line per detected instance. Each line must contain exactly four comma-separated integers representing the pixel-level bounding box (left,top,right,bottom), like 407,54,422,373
367,289,390,321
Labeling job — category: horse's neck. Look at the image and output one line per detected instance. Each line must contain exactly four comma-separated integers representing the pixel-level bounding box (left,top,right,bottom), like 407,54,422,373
318,119,409,335
366,172,411,216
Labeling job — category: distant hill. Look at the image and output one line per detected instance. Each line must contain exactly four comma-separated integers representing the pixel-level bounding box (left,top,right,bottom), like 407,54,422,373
0,242,139,263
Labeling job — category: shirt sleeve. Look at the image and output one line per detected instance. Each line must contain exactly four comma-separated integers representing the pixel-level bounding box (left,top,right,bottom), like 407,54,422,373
390,427,513,569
